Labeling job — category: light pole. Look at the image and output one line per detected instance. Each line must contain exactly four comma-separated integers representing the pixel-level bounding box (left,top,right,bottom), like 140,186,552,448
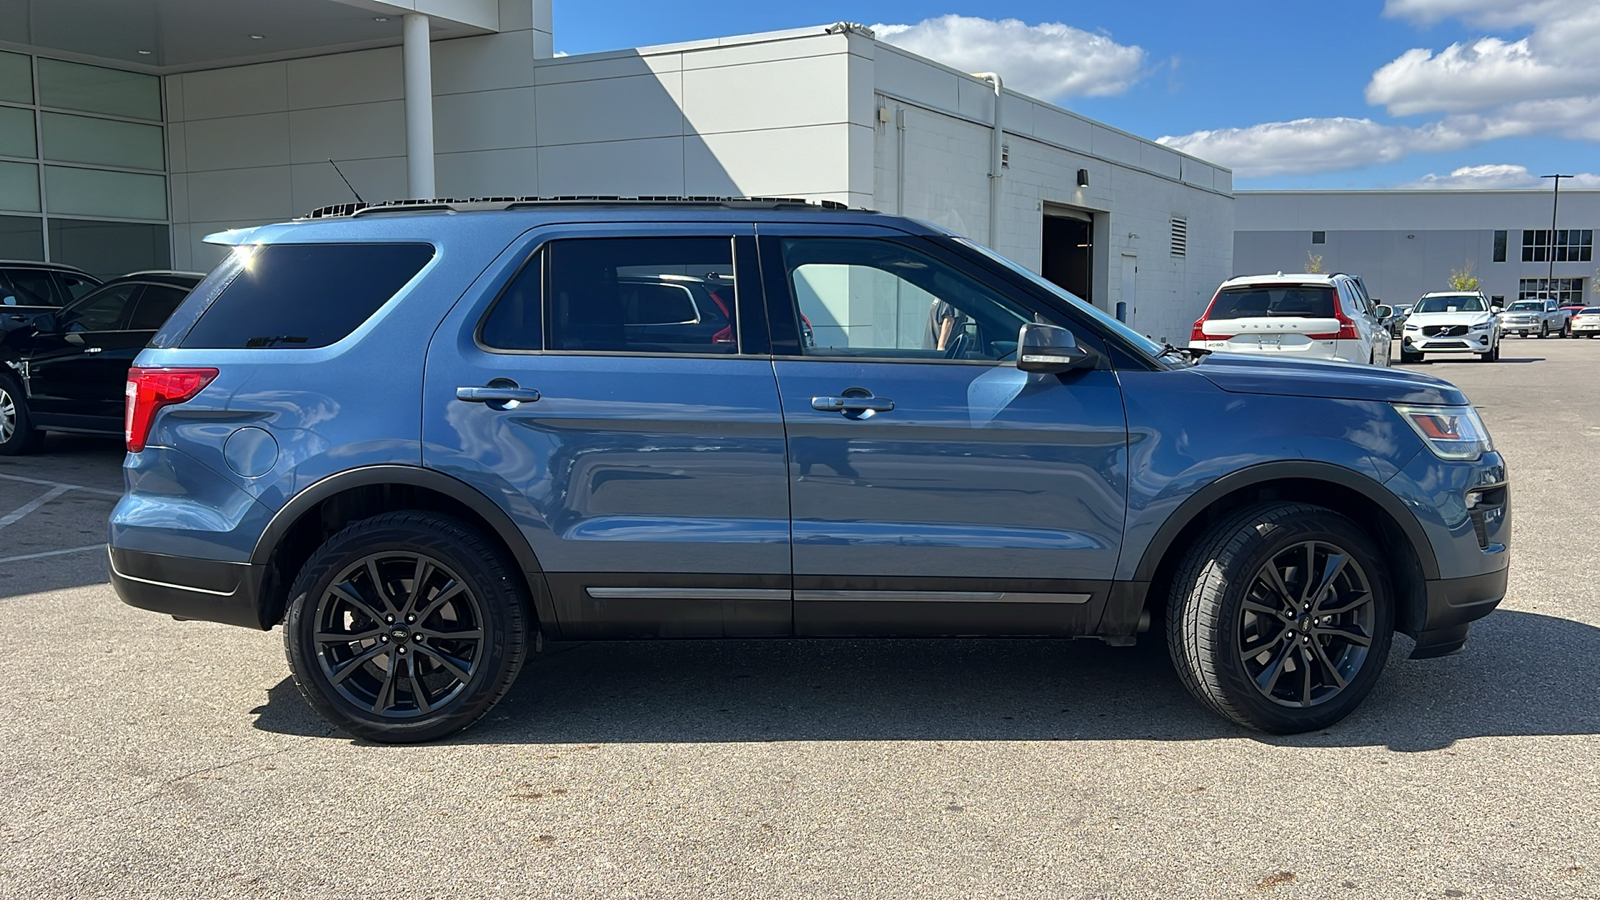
1541,173,1573,298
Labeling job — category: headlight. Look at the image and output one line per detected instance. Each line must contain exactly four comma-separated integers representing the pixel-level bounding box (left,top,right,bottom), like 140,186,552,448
1393,404,1493,460
1470,321,1492,331
1404,324,1421,332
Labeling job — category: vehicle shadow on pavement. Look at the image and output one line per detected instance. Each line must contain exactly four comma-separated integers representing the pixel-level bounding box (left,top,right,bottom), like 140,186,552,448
249,610,1596,752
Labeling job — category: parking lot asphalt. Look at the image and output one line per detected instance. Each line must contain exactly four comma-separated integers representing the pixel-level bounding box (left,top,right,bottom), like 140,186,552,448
1,340,1597,899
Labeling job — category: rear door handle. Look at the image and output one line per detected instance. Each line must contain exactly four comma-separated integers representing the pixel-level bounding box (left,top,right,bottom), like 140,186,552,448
83,347,102,354
812,395,894,413
456,385,541,404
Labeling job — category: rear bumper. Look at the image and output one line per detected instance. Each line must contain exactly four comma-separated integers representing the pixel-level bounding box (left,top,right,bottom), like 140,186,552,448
1410,567,1508,659
108,546,269,630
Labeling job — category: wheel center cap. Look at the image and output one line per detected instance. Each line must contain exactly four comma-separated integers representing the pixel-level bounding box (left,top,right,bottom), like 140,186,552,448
389,626,410,642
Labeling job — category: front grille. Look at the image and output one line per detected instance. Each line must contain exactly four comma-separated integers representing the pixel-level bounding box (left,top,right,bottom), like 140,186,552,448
1422,324,1469,337
1426,340,1470,348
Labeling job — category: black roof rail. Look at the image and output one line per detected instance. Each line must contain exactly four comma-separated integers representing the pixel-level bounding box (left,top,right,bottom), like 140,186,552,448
299,195,856,220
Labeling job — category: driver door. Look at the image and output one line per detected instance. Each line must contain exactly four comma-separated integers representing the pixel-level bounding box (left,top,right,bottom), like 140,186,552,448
758,226,1129,637
27,282,144,425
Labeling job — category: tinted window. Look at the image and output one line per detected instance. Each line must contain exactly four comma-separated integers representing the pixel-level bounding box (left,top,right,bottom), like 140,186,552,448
1413,296,1486,313
128,284,190,330
180,243,433,349
782,238,1033,361
63,283,138,331
547,237,736,354
57,272,98,300
4,269,59,306
479,252,542,351
1208,286,1335,319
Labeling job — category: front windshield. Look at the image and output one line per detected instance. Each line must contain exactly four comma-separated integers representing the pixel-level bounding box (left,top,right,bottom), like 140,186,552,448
1413,295,1486,313
1507,301,1542,311
953,237,1168,359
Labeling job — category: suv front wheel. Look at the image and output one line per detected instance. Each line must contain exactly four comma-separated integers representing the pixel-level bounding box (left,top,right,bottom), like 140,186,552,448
284,512,529,743
1166,502,1394,733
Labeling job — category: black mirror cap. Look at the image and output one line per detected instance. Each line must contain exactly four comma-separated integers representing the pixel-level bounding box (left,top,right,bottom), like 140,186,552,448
1017,322,1097,373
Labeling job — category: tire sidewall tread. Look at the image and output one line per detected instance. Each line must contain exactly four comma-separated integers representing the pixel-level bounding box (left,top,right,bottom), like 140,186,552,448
1165,501,1395,734
283,511,529,743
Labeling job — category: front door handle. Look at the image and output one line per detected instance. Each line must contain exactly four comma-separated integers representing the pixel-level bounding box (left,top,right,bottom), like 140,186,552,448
456,384,541,406
812,395,894,413
83,347,102,354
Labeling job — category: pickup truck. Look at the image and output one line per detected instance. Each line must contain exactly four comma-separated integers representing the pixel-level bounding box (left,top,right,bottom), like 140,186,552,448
1498,297,1572,338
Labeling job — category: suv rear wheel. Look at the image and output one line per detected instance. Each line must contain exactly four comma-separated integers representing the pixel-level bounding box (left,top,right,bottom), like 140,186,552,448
1166,502,1394,733
0,371,45,456
284,512,529,743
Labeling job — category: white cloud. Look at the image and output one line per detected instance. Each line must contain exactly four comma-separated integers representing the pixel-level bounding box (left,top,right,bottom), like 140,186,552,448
871,15,1146,101
1402,164,1600,189
1157,117,1482,178
1369,1,1600,115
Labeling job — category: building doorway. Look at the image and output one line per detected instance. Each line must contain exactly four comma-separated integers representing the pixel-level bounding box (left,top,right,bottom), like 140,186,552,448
1042,208,1093,303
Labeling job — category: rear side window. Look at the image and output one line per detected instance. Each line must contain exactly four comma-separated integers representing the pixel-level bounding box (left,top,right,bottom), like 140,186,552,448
546,237,736,354
179,243,433,349
1208,286,1335,319
128,284,191,330
479,252,543,351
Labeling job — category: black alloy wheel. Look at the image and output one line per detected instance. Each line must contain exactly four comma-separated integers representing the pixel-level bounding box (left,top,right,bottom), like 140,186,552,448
312,551,486,717
1167,502,1394,733
285,512,528,743
1235,541,1377,709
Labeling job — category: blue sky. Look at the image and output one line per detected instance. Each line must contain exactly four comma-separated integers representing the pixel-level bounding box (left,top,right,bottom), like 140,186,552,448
554,0,1600,190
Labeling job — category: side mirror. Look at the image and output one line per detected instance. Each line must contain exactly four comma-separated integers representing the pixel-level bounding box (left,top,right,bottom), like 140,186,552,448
1492,306,1504,313
1375,304,1393,321
1016,322,1097,373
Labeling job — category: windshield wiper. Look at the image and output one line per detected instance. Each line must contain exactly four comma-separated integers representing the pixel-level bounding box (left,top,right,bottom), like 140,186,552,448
1158,341,1210,362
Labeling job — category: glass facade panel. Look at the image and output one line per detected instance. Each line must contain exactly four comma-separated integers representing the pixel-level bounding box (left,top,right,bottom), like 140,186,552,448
0,106,36,158
48,219,170,280
44,165,166,220
0,214,44,260
36,58,160,121
0,161,41,212
40,112,164,170
0,52,31,104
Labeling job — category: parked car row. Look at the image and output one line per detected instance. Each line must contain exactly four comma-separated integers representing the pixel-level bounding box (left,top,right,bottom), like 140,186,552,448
1188,272,1394,366
0,264,203,454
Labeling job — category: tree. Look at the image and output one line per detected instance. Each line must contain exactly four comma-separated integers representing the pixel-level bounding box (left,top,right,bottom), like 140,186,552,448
1449,260,1480,291
1305,252,1324,274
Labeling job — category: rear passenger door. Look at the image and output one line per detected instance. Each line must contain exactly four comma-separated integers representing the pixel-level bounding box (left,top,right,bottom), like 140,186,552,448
26,282,142,425
422,224,793,640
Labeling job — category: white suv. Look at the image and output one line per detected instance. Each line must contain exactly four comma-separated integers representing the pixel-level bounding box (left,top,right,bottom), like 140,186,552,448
1400,292,1501,363
1189,273,1393,366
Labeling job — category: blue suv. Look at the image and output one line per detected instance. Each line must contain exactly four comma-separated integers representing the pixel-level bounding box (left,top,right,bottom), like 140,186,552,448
109,199,1510,742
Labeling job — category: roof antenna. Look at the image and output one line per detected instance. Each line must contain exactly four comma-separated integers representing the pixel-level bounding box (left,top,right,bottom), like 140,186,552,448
328,158,365,204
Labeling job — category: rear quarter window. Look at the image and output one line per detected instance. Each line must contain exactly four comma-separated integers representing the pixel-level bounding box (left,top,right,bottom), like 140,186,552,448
172,243,434,349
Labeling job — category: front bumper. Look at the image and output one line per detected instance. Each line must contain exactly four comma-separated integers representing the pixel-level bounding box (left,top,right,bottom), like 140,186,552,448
1411,568,1508,658
1403,331,1495,354
108,546,269,629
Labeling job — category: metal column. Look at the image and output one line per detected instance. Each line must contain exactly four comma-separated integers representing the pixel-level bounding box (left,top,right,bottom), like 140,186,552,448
403,13,436,199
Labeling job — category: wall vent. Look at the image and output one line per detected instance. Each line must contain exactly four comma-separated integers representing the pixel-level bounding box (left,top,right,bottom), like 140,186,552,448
1170,217,1188,258
1001,143,1010,169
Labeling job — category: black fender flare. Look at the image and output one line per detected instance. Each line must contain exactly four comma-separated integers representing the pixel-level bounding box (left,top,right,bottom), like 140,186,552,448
250,464,553,625
1129,460,1440,583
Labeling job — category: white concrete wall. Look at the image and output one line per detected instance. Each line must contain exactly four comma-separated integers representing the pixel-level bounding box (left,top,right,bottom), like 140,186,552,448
1237,190,1600,308
870,44,1234,344
166,0,545,270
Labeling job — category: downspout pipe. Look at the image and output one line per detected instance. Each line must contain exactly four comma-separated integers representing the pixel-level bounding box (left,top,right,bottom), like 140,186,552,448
403,13,436,199
972,72,1003,248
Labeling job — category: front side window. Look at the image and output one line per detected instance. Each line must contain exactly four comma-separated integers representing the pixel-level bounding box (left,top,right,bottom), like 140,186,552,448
546,237,736,354
780,238,1032,361
128,284,190,330
479,252,543,351
5,269,58,306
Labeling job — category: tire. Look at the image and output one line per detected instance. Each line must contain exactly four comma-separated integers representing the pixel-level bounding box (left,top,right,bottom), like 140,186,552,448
1478,342,1499,362
1166,502,1394,734
284,511,530,743
1399,349,1423,364
1538,324,1547,339
0,370,46,456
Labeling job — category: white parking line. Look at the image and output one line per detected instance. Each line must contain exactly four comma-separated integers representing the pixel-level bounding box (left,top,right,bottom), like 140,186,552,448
0,544,104,564
0,485,72,533
0,472,123,498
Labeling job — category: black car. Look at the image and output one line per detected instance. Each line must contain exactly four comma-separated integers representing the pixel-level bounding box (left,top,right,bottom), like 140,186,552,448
0,270,202,454
0,260,102,334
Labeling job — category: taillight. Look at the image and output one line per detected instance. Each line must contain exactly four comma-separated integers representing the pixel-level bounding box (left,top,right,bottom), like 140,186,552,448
1311,293,1362,340
1190,319,1207,342
125,367,218,452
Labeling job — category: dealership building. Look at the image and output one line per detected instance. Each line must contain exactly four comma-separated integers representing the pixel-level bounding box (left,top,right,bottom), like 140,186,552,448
0,0,1233,342
1237,189,1600,309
